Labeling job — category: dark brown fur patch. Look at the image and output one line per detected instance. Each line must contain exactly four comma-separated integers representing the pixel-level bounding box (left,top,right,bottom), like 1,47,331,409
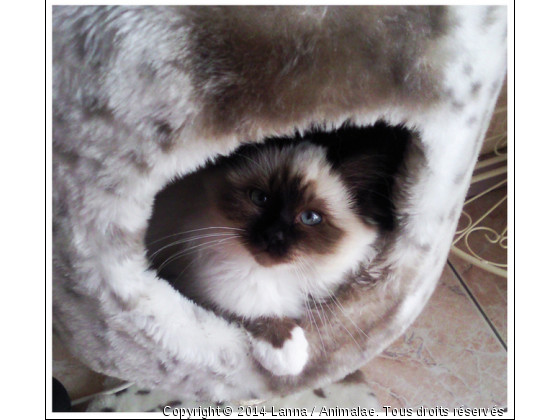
115,388,129,396
136,389,151,395
243,317,298,348
216,142,345,266
154,120,175,152
313,388,327,398
182,6,451,137
340,369,367,384
82,94,112,118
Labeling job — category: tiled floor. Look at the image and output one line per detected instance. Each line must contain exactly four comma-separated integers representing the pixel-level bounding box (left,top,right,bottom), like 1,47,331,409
52,175,508,413
361,186,507,410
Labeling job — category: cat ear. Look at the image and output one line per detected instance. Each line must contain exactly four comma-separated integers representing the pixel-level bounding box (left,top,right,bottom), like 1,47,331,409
306,122,409,231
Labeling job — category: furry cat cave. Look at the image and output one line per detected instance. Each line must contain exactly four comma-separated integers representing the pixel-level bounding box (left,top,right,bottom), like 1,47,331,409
52,6,507,401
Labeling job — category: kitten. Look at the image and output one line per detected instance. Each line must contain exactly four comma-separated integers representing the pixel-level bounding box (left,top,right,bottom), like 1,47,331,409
146,125,406,376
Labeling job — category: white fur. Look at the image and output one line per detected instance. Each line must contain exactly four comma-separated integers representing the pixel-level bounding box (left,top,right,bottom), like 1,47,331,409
251,326,309,376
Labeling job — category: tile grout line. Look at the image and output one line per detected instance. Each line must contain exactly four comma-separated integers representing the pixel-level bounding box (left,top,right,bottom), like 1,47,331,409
446,260,507,351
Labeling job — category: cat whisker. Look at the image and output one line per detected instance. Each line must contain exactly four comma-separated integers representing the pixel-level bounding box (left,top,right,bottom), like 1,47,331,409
148,233,242,260
157,241,236,278
297,251,367,352
300,251,370,350
170,236,244,287
328,292,370,341
308,297,334,353
317,299,338,348
155,237,239,274
297,256,338,351
168,236,238,259
146,227,246,245
322,299,365,353
295,256,327,355
174,247,210,282
296,257,327,354
322,292,370,354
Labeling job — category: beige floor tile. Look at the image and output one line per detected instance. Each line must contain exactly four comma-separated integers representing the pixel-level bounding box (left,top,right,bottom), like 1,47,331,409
451,185,507,343
361,264,507,409
448,256,507,344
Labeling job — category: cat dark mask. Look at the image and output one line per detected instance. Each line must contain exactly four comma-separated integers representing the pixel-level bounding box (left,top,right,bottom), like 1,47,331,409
215,142,347,267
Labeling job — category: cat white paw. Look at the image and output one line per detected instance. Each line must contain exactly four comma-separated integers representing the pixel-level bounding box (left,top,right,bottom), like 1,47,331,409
251,326,309,376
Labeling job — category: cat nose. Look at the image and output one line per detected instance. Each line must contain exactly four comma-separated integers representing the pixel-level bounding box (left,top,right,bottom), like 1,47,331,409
265,230,284,246
260,227,288,257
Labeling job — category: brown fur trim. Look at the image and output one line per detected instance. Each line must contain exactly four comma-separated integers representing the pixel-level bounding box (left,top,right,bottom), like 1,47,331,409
242,317,298,349
339,369,367,385
313,388,327,398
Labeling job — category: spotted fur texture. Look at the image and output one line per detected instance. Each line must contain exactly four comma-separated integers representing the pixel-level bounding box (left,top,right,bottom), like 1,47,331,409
52,6,507,401
85,369,381,412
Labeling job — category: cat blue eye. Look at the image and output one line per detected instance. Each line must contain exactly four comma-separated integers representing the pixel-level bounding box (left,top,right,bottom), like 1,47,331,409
300,211,322,226
250,189,267,207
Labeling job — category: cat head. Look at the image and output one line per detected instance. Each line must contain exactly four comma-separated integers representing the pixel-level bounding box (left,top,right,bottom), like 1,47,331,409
214,141,379,273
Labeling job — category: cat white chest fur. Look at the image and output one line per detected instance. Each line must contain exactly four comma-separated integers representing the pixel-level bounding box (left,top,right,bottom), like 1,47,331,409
192,227,377,320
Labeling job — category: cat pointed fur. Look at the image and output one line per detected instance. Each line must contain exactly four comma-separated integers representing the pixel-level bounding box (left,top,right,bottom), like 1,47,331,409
53,6,507,400
146,139,392,375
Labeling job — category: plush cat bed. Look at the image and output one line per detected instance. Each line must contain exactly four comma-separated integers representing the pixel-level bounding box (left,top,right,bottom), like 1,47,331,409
85,370,381,412
52,6,507,402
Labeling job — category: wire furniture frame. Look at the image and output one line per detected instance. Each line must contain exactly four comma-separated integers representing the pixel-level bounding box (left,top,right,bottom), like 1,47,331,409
450,105,507,278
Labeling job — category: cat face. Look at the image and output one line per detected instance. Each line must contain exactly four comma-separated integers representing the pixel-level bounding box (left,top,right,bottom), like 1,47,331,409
214,142,362,268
